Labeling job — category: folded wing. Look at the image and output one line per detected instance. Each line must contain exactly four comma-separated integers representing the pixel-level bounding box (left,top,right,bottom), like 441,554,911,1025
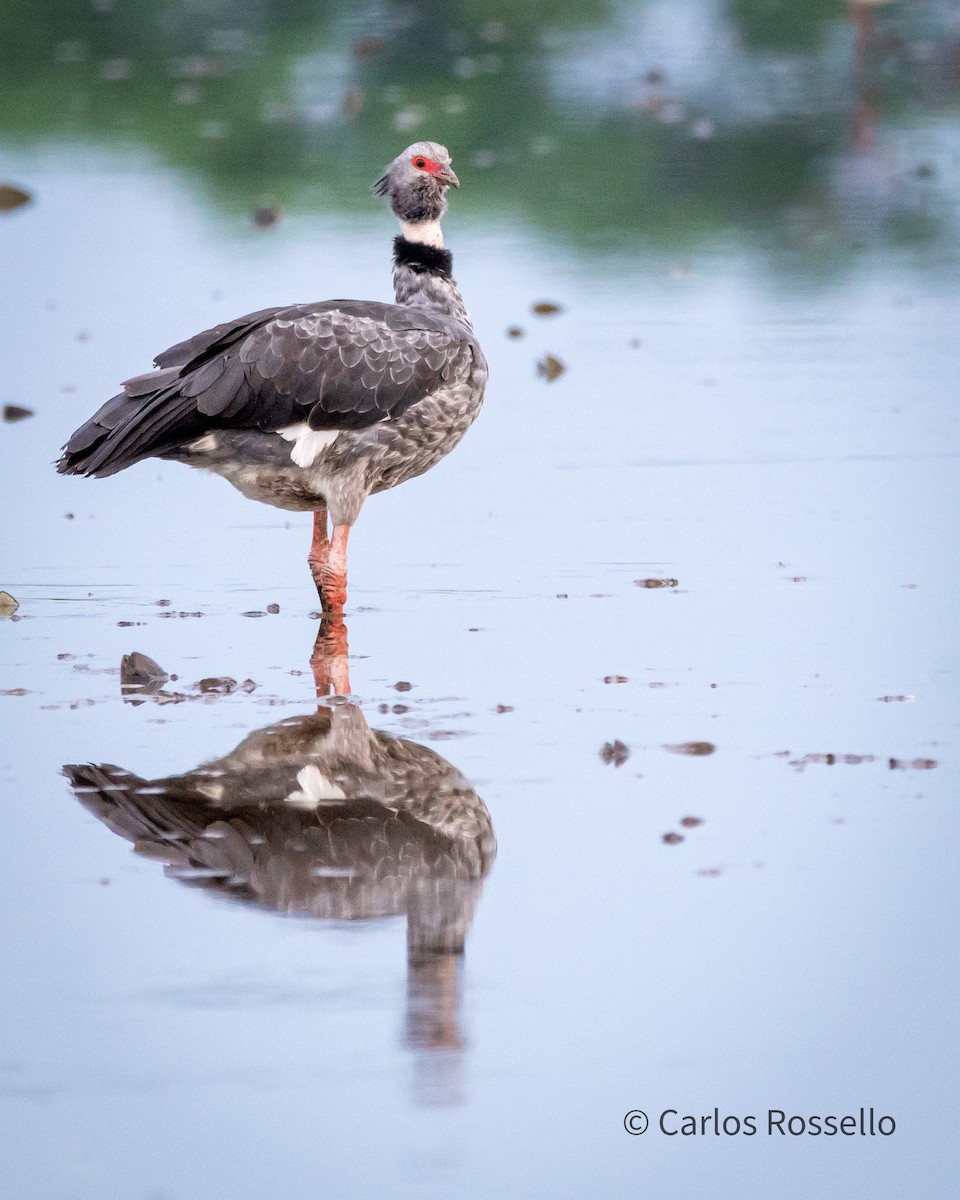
58,301,476,478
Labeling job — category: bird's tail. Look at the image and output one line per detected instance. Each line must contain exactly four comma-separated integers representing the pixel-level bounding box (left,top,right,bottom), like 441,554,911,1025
56,367,199,477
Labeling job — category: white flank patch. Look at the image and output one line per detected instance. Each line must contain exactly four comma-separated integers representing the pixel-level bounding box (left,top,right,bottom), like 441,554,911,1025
187,433,219,453
399,218,444,248
278,423,340,468
284,763,347,808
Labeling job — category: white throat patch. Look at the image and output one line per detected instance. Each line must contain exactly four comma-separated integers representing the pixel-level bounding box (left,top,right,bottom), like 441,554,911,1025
399,219,444,248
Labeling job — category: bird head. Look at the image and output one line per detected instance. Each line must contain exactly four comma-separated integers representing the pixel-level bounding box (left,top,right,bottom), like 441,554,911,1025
374,142,460,241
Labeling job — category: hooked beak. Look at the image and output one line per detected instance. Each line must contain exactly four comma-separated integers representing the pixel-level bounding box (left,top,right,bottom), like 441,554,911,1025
436,165,460,189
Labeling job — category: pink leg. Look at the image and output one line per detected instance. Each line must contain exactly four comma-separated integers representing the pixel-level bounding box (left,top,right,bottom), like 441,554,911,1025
317,524,349,615
307,506,330,593
309,616,351,698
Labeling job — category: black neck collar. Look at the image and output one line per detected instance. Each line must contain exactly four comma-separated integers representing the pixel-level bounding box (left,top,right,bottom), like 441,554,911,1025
393,236,453,277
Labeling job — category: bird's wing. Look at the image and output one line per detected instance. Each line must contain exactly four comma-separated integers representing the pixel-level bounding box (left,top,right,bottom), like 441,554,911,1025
58,301,478,478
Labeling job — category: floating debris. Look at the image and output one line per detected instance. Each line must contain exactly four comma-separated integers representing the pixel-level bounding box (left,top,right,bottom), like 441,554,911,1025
195,676,239,696
0,591,19,616
878,694,915,703
536,353,565,382
354,35,386,57
679,816,703,828
599,739,630,767
266,603,280,614
0,184,31,212
889,757,937,771
253,207,280,229
698,867,722,877
3,405,33,422
603,675,628,684
789,752,874,770
531,301,563,316
635,577,679,589
662,832,684,846
1,688,28,696
506,326,524,339
120,651,168,693
665,741,715,756
393,681,413,692
342,89,364,118
494,704,514,714
241,610,265,618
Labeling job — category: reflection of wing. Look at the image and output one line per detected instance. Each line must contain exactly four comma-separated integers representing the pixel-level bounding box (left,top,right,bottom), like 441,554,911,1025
64,706,495,950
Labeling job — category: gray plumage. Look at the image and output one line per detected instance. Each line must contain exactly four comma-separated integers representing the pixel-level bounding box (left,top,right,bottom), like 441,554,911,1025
57,142,486,533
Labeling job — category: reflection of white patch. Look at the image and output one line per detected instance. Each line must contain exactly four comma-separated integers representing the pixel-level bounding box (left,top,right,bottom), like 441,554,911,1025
279,423,339,468
400,219,443,248
284,763,347,808
187,433,219,454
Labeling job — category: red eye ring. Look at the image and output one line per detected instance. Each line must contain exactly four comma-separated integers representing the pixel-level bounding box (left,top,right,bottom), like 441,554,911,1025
414,157,426,168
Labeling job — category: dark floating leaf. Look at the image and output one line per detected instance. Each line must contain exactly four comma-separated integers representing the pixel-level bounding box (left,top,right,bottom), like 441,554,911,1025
506,326,525,339
603,674,628,684
494,704,514,714
2,404,34,422
253,207,281,229
877,694,915,703
889,757,937,771
599,739,630,767
635,577,679,589
665,741,715,756
120,651,169,693
0,184,31,212
531,301,563,315
662,832,684,845
393,680,413,692
266,603,280,614
679,816,703,828
536,353,565,382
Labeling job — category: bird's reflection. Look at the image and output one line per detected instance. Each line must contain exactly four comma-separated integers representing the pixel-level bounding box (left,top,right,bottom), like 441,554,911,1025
63,617,495,1105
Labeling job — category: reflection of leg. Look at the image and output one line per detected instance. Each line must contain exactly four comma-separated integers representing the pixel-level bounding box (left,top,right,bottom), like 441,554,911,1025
406,952,465,1053
307,505,330,597
319,524,349,615
309,616,351,698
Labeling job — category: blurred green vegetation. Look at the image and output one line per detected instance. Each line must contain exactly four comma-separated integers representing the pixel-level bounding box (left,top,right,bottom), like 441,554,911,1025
1,0,958,259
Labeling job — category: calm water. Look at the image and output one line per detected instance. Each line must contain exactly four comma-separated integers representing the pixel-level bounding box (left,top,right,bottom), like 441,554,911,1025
2,2,959,1196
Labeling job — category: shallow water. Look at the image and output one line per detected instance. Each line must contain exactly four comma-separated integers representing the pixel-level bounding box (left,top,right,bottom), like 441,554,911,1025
2,3,960,1196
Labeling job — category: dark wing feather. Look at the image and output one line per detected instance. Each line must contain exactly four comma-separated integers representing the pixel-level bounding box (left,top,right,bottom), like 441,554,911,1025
153,306,284,370
58,301,476,478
